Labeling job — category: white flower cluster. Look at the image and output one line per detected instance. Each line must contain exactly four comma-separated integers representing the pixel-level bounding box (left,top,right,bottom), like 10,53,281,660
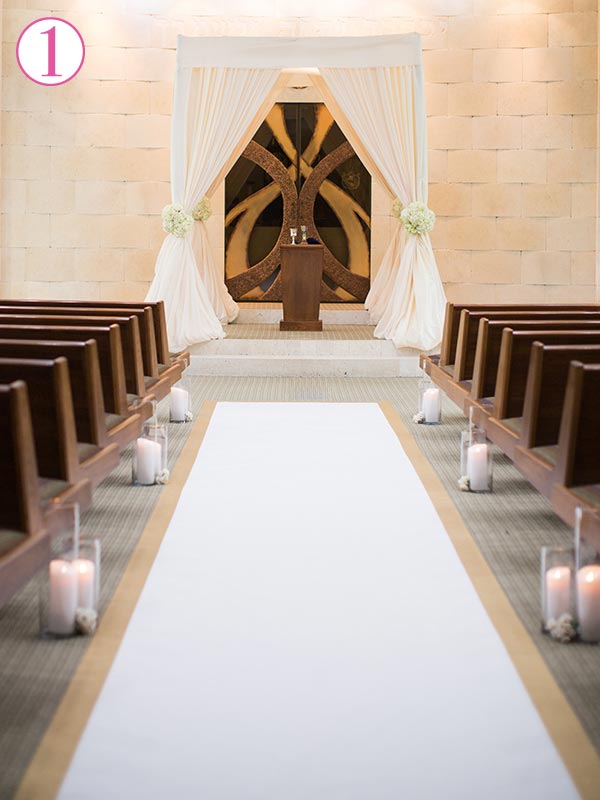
412,411,425,424
192,196,212,222
392,199,435,236
162,204,194,238
458,475,471,492
547,613,577,643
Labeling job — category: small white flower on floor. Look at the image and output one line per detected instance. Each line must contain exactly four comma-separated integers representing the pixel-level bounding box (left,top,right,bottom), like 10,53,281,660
458,475,471,492
548,613,577,643
185,411,194,422
75,608,98,636
412,411,425,424
156,469,170,485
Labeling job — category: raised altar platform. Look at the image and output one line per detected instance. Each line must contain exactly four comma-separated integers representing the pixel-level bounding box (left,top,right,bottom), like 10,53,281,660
188,305,422,378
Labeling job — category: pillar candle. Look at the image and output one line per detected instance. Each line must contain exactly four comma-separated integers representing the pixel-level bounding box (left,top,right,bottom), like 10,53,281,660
467,443,489,492
544,566,572,624
136,437,161,485
73,558,96,608
48,559,77,635
577,564,600,642
422,387,441,423
170,386,189,422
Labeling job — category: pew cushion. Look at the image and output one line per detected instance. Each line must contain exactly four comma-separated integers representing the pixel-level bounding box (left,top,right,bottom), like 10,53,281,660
503,418,522,435
0,530,26,556
77,442,100,462
530,445,558,467
569,484,600,508
105,412,127,429
39,477,73,506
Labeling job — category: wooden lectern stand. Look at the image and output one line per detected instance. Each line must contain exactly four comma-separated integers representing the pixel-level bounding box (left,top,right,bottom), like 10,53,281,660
280,244,323,332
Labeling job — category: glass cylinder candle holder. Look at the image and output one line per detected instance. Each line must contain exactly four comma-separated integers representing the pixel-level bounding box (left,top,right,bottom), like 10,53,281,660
169,374,192,423
418,377,442,425
300,225,308,244
132,422,168,485
39,506,101,638
460,426,486,476
465,440,493,492
574,509,600,642
541,546,574,632
290,227,297,245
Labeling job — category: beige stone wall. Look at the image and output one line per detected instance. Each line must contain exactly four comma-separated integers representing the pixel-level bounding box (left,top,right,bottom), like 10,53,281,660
1,2,598,304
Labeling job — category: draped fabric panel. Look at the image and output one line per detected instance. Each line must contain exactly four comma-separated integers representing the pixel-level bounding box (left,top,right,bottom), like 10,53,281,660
315,66,446,351
146,66,280,351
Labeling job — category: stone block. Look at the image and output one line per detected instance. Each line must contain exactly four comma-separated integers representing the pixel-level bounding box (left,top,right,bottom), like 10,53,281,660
429,184,472,216
472,116,522,149
428,150,448,184
522,115,572,149
27,180,75,215
448,83,497,116
548,81,596,115
73,249,125,283
125,115,170,149
99,215,153,249
25,112,75,147
473,49,523,82
445,217,497,250
471,251,521,283
571,251,596,285
434,250,472,283
125,182,170,215
4,214,50,248
472,184,522,216
547,149,596,182
448,150,497,183
447,16,498,49
3,145,50,180
544,284,594,302
423,50,473,83
523,47,573,82
51,214,103,248
75,114,127,148
572,115,597,148
573,46,597,79
497,83,547,116
523,184,571,217
498,14,548,48
571,184,596,217
427,117,473,150
26,248,74,283
548,12,598,46
497,218,546,250
547,217,596,251
522,251,571,284
75,182,126,215
497,150,547,183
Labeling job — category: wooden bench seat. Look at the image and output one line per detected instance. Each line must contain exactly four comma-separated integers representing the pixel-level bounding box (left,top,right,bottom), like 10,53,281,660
0,357,118,493
0,339,142,451
485,336,600,458
0,322,152,421
0,298,190,369
513,362,600,515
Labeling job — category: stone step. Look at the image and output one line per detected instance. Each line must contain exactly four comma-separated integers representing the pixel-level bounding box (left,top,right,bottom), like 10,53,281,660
195,337,399,356
235,306,372,325
188,354,421,378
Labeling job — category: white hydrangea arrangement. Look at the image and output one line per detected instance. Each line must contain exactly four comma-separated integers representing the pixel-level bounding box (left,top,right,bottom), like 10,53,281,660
162,204,194,238
392,199,435,236
192,196,212,222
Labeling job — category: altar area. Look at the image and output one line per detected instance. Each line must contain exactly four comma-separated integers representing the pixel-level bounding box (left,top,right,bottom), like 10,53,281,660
188,303,423,377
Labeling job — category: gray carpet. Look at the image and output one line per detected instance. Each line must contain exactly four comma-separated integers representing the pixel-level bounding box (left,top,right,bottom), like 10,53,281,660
0,376,598,799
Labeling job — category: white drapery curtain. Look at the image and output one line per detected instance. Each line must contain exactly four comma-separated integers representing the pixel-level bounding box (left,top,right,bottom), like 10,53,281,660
149,35,444,352
146,65,280,352
314,66,446,351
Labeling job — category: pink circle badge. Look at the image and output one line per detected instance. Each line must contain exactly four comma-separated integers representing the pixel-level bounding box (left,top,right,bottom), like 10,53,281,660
16,17,85,86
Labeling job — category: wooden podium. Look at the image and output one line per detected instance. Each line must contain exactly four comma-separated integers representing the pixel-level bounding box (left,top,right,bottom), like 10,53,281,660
280,244,323,332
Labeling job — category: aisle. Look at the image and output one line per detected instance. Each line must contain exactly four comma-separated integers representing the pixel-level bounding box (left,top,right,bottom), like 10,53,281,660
58,403,576,799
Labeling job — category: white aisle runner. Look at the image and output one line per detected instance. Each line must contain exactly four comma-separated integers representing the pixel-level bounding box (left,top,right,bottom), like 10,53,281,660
59,403,577,800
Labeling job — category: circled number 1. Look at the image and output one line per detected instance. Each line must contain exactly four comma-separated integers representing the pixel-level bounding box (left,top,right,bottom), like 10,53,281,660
41,26,61,78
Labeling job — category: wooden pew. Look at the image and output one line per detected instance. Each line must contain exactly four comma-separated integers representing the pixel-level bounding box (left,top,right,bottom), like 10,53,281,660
0,357,119,492
0,339,141,451
0,376,91,536
0,323,140,419
484,336,600,459
423,302,599,374
468,318,600,410
0,381,51,608
0,298,189,367
425,309,600,406
0,312,148,400
510,362,600,514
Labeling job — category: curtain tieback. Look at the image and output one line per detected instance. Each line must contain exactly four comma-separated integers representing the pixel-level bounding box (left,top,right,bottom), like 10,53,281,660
162,197,212,238
392,199,435,236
